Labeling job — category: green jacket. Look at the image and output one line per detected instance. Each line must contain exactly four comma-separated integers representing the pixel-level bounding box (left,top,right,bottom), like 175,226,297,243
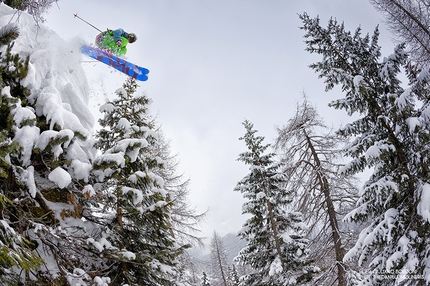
98,30,129,56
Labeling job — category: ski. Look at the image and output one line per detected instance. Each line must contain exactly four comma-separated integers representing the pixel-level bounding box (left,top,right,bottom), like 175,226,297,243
80,45,149,81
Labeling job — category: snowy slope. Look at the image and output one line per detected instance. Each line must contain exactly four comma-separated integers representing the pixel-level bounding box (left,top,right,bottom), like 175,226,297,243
0,3,94,133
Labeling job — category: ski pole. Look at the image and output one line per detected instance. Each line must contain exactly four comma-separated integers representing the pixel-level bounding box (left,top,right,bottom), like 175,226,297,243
73,13,102,33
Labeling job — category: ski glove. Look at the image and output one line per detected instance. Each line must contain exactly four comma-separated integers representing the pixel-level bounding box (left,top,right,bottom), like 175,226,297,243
116,40,122,46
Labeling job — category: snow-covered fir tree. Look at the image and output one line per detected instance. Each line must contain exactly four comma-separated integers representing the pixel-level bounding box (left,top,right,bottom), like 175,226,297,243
0,23,45,285
91,78,186,285
301,12,430,285
0,20,99,285
227,264,240,286
234,120,317,286
201,272,211,286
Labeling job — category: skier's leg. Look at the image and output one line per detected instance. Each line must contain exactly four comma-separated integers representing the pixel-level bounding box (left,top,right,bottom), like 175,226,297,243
95,34,102,47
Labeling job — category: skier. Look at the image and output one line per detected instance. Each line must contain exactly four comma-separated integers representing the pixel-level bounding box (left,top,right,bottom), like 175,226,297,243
95,28,137,56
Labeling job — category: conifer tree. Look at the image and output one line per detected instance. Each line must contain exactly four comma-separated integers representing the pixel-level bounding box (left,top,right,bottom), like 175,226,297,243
300,13,430,285
0,21,98,285
0,43,43,283
227,264,240,286
234,120,317,285
201,272,211,286
92,77,185,285
0,22,50,285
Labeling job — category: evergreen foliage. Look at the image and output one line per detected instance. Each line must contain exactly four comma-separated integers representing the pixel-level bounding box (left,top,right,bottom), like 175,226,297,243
92,77,185,285
201,272,211,286
300,12,430,285
0,23,44,285
234,120,317,285
0,20,94,285
227,264,240,286
0,23,19,47
0,194,44,285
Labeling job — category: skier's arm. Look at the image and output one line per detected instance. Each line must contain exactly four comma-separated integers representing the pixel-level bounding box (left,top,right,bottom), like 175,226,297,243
112,29,127,42
112,38,128,56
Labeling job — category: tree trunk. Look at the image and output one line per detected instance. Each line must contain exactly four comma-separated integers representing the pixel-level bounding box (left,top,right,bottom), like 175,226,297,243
305,132,347,286
214,237,228,286
117,192,128,273
265,187,285,271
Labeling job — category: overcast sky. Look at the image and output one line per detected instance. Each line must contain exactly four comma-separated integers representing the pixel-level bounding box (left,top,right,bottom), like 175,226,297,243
45,0,392,243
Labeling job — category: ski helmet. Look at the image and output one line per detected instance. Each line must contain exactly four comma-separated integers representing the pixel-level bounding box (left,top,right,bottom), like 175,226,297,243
128,33,137,43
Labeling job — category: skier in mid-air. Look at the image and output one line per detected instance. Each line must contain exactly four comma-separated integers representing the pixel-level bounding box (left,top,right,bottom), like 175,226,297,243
74,14,148,80
95,28,137,56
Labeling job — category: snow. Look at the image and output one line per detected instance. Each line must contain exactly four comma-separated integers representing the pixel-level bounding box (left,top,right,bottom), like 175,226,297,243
122,186,144,205
0,220,17,237
269,256,283,276
353,75,363,88
345,208,400,267
395,88,411,109
99,102,116,113
1,85,11,97
48,167,72,188
148,171,165,188
418,183,430,222
128,171,146,183
20,166,37,197
86,237,114,252
82,184,95,197
117,117,131,136
13,125,40,166
113,138,148,162
406,116,420,133
70,159,92,182
35,129,74,158
119,250,136,260
94,276,111,286
115,87,127,96
12,105,36,127
421,104,430,123
0,4,96,181
36,86,89,137
96,152,126,168
386,235,409,272
256,191,266,200
364,142,394,160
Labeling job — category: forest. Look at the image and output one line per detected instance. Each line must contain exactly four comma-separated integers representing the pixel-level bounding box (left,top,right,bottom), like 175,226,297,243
1,0,430,285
